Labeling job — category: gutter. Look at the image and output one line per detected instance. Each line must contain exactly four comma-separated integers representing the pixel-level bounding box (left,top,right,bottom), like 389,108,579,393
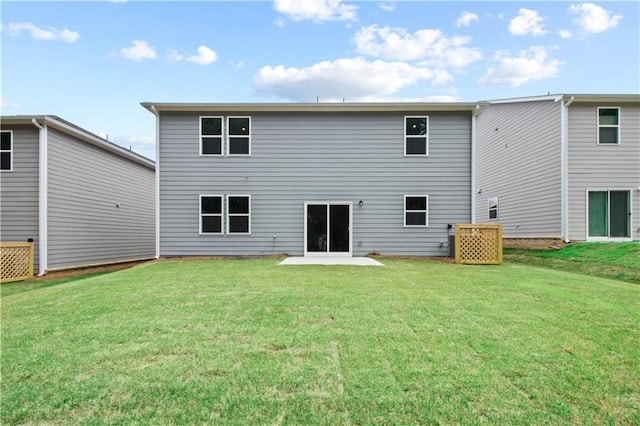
150,105,160,259
560,96,575,243
32,118,48,275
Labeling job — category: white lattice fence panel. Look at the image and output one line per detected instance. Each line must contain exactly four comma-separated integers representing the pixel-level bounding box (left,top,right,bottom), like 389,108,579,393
1,243,34,283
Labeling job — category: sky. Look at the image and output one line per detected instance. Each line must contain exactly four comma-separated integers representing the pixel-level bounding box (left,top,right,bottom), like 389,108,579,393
1,0,638,160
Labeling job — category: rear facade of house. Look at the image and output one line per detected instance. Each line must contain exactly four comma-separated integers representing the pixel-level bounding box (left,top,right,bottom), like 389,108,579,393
474,94,640,243
0,116,156,275
146,103,476,257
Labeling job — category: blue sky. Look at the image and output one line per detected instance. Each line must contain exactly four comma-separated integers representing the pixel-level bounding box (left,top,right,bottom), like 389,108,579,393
2,1,638,159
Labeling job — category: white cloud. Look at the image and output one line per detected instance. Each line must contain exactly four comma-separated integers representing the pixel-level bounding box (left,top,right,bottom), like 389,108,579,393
120,40,157,61
254,57,449,101
274,0,357,23
185,45,217,65
379,2,396,12
509,8,547,36
4,22,79,42
352,24,482,68
569,3,622,34
559,29,573,39
479,46,562,87
0,97,22,109
456,11,478,27
274,17,286,28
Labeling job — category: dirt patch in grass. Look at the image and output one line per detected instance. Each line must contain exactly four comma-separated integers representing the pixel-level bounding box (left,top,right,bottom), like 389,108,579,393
35,260,153,280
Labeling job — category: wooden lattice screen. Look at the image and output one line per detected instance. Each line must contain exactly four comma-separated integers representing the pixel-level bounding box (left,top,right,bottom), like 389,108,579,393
455,224,503,265
1,242,34,283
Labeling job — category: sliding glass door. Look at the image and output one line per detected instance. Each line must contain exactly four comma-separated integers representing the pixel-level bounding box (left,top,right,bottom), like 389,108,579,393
588,190,631,239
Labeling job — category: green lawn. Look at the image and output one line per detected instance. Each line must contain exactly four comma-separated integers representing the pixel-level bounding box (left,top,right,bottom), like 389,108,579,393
2,259,639,424
505,242,640,284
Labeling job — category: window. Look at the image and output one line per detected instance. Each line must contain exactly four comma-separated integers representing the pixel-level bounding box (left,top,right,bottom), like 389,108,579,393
200,195,223,234
1,131,12,171
227,117,251,155
405,116,428,155
597,107,620,144
488,197,498,220
588,190,630,239
404,195,428,227
227,195,251,234
200,117,223,155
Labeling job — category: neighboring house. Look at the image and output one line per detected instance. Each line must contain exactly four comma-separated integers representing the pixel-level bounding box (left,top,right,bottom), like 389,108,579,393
0,115,156,275
474,94,640,243
142,102,480,257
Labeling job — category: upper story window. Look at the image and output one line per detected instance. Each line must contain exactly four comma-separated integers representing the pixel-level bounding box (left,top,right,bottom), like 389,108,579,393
404,195,428,227
1,131,13,171
200,195,223,234
200,117,223,155
405,116,428,155
597,107,620,145
227,117,251,156
488,197,498,220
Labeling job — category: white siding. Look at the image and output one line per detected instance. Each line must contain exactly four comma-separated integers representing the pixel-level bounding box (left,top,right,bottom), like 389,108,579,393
47,128,155,269
568,102,640,240
475,100,563,237
159,111,472,256
0,125,40,271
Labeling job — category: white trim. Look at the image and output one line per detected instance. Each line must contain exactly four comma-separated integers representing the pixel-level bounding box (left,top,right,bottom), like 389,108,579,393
226,194,251,234
0,130,14,172
404,195,429,227
488,197,498,221
199,194,224,235
226,116,251,156
560,97,573,242
596,107,620,145
303,202,353,257
33,120,48,275
471,106,479,223
488,94,563,104
199,116,224,156
585,188,633,241
151,105,160,259
404,116,429,156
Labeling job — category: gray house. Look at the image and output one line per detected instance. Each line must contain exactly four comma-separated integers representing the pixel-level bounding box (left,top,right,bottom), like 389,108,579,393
474,94,640,243
0,115,156,275
142,102,479,257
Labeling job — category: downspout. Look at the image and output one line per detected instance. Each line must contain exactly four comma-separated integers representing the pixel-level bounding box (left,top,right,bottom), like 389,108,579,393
150,105,160,259
32,118,48,275
470,105,480,223
560,96,574,243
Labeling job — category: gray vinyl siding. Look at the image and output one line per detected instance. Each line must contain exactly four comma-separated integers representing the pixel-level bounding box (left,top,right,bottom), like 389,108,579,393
568,102,640,240
47,128,155,269
159,111,472,256
475,100,562,237
0,124,40,271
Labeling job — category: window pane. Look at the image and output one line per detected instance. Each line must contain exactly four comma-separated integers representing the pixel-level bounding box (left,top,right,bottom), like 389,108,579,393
0,152,10,170
610,191,630,238
202,117,222,135
202,216,222,233
0,132,11,150
228,196,249,214
202,137,222,154
599,127,618,144
406,212,426,226
599,109,618,126
588,191,608,237
406,196,427,211
201,197,221,214
406,137,426,155
229,137,250,155
229,117,250,135
489,209,497,220
229,216,249,233
406,117,427,135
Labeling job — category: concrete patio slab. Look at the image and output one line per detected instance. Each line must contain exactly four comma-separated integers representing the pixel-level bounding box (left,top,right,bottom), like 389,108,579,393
278,257,384,266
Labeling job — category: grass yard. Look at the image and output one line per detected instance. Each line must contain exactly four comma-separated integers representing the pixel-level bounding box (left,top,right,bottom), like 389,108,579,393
505,242,640,284
2,259,639,424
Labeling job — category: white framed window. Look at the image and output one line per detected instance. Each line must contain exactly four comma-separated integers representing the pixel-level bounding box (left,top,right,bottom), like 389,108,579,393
200,195,223,234
587,190,630,239
404,116,428,156
404,195,428,227
227,117,251,156
200,116,223,156
227,195,251,234
1,130,13,171
488,197,498,220
597,107,620,145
